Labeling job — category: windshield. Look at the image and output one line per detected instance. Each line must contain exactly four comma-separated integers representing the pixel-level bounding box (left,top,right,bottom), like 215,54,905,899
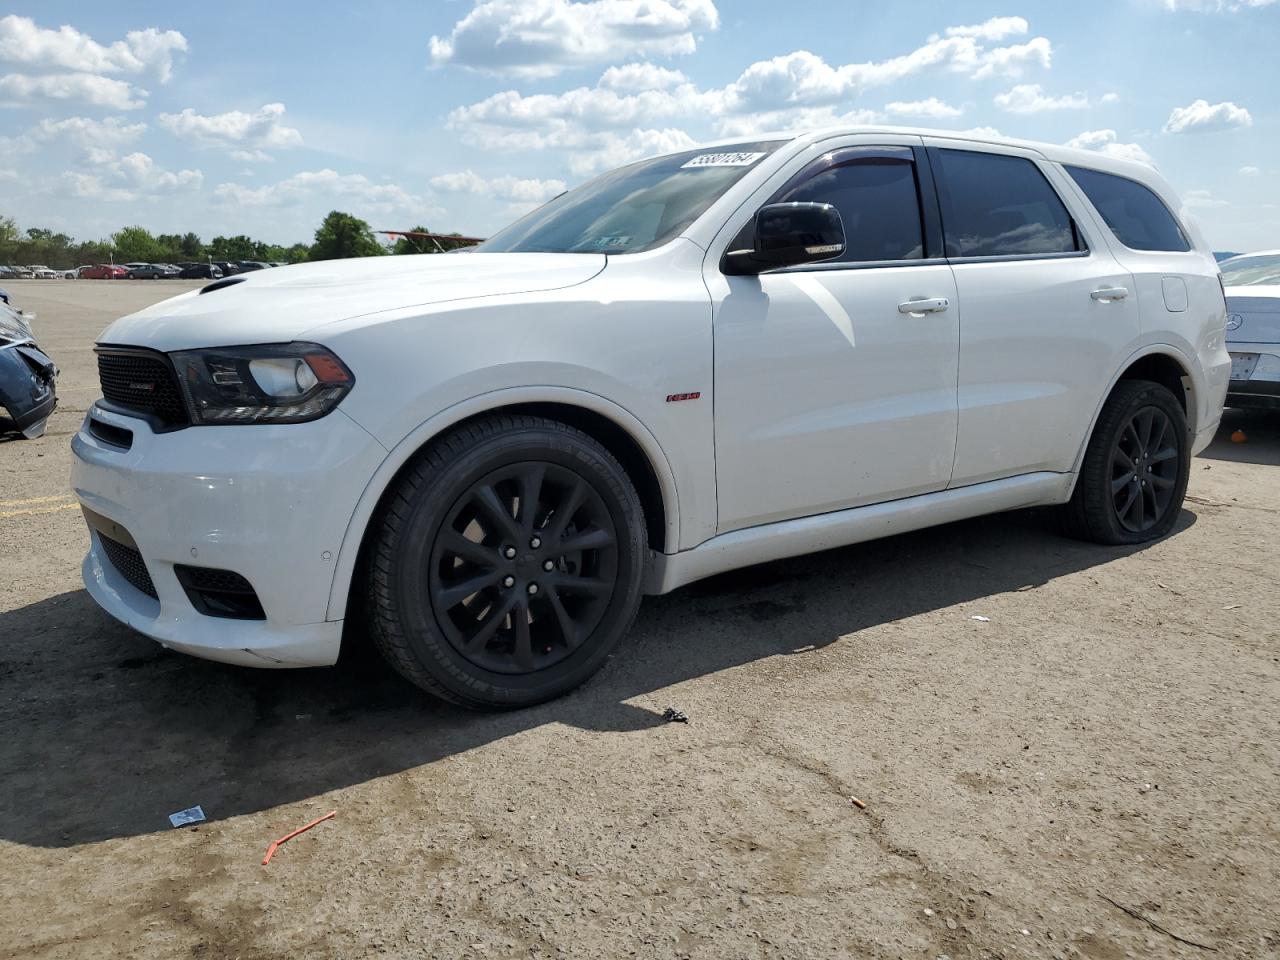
475,141,786,255
1221,253,1280,286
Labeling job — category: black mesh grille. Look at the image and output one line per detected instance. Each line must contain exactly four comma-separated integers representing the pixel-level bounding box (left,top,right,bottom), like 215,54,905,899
174,564,265,619
99,534,158,599
97,349,189,427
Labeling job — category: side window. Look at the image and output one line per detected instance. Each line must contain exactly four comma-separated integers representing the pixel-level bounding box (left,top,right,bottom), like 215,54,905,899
768,147,927,263
932,149,1082,258
1065,165,1191,253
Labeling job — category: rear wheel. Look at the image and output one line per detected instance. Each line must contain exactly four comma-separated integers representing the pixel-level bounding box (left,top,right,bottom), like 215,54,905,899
1058,379,1190,545
366,414,647,708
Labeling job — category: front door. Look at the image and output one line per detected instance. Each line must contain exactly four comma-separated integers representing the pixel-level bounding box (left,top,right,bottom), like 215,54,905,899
708,140,960,533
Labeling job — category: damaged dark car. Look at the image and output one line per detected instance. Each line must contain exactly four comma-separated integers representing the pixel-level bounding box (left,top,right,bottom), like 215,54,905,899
0,289,58,440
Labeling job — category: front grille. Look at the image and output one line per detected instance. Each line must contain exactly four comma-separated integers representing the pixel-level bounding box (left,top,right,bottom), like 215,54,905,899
99,534,158,599
97,349,189,428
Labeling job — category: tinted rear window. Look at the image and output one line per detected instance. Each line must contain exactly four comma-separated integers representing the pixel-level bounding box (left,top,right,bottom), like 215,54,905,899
932,149,1081,258
1065,166,1190,252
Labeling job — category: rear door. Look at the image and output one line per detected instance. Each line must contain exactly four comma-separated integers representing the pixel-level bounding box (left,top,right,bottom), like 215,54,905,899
923,139,1141,486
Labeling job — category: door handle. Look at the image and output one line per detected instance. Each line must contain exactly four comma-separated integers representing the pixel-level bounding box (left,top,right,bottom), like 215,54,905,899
1090,286,1129,302
897,297,950,315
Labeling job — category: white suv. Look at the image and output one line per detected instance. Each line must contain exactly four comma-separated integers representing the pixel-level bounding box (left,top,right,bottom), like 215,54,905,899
72,127,1230,707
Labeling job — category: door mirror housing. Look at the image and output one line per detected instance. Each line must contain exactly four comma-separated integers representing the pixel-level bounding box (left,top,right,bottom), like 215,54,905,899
722,202,846,276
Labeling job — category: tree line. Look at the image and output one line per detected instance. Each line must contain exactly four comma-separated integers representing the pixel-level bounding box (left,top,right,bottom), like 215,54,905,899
0,211,473,270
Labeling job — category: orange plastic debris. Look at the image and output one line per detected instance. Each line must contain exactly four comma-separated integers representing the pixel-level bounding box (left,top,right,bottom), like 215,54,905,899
1231,429,1247,443
261,810,336,866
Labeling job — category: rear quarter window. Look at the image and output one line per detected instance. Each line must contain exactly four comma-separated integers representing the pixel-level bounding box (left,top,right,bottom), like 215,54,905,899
1065,166,1191,253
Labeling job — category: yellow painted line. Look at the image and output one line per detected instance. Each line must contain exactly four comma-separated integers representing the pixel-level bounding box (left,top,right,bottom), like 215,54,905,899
0,494,73,508
0,502,81,520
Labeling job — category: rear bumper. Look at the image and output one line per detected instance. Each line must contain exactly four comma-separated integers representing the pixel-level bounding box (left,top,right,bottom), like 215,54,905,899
71,402,387,667
1226,344,1280,411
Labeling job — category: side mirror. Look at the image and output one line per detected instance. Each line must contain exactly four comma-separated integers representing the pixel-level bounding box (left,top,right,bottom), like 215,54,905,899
722,202,845,276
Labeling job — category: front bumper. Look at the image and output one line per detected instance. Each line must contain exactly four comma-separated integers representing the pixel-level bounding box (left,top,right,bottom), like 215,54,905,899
1226,345,1280,411
71,402,387,667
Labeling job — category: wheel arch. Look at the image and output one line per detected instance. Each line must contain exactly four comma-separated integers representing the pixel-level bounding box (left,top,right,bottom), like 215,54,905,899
1070,345,1197,478
325,387,680,623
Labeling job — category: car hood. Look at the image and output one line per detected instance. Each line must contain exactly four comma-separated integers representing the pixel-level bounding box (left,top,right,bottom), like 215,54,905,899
98,253,608,351
1226,285,1280,345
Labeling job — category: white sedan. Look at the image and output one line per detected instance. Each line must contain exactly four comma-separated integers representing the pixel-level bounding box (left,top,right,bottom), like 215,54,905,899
72,127,1228,707
1222,250,1280,410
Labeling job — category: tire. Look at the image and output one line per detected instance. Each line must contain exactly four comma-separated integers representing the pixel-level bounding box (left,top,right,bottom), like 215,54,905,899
366,414,647,708
1058,379,1190,545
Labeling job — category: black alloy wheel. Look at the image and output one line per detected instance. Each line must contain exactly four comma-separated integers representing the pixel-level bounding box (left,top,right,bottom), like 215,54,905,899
367,414,647,708
1109,406,1179,533
1058,378,1190,545
428,461,619,675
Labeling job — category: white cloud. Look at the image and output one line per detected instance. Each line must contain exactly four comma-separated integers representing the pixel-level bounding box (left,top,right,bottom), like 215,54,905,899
157,102,302,155
213,169,424,212
1163,98,1252,133
0,15,187,81
430,169,566,203
448,24,1053,161
65,150,202,202
1239,165,1260,176
599,62,687,91
1100,92,1119,103
0,71,144,109
883,97,962,119
1162,0,1277,10
943,16,1028,41
428,0,719,78
1065,129,1154,165
568,127,699,175
1183,188,1227,208
970,37,1052,78
959,126,1003,139
1,115,145,153
994,83,1088,113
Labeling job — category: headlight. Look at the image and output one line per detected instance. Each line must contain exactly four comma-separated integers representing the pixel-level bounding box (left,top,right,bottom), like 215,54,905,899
170,342,354,424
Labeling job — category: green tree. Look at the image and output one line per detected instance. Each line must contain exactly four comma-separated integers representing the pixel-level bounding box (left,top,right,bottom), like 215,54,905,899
111,225,162,263
284,243,310,263
309,210,384,261
0,216,18,263
180,232,204,259
208,235,258,261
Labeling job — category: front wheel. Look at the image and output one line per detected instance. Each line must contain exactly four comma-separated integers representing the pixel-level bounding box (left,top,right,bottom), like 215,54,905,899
1058,379,1191,545
366,414,647,708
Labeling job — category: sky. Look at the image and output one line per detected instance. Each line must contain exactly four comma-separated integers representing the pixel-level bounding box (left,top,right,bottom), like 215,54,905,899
0,0,1275,251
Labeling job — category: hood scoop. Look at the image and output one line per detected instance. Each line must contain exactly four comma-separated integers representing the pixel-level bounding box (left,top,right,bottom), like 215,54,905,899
200,276,248,295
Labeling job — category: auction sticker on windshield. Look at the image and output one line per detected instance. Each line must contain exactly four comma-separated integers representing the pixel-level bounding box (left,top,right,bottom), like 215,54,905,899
681,152,767,168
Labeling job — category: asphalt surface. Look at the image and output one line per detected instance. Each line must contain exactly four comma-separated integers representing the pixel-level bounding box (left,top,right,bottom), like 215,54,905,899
1,279,1278,959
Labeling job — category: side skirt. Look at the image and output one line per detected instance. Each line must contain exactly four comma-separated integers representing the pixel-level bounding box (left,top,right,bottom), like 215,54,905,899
645,471,1074,595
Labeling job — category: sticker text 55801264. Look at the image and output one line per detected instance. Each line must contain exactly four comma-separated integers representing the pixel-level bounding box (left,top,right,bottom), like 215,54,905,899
680,152,766,169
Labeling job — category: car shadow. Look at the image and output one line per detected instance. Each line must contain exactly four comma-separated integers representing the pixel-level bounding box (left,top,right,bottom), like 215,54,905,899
0,507,1195,848
1199,407,1280,466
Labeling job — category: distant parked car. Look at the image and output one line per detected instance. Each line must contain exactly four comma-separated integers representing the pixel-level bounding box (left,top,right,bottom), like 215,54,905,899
0,295,57,439
82,264,128,280
1221,250,1280,410
235,260,270,272
212,261,240,276
5,265,33,279
178,263,223,280
0,266,13,280
28,265,58,279
124,263,180,280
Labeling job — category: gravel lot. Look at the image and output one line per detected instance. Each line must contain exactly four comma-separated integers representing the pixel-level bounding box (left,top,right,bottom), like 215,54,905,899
2,279,1278,960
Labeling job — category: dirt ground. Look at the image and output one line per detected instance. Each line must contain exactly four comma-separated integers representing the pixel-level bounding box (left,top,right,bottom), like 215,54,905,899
1,279,1277,960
